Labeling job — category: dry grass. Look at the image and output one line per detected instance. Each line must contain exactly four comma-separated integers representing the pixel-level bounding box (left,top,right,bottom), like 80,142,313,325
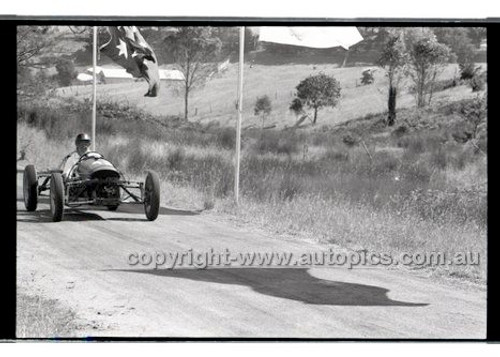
56,63,486,129
17,290,78,338
214,194,486,281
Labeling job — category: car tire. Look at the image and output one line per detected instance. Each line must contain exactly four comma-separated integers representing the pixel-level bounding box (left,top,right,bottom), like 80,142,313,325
23,164,38,212
144,170,160,221
50,172,65,222
107,205,119,211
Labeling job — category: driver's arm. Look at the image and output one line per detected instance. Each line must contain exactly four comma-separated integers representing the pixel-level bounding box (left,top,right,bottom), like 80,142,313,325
60,152,77,177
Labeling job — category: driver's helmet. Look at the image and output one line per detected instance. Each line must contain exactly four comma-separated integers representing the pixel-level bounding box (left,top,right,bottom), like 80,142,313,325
75,133,91,145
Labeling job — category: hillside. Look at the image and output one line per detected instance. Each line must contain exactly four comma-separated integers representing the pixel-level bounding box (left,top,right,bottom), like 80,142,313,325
56,62,486,129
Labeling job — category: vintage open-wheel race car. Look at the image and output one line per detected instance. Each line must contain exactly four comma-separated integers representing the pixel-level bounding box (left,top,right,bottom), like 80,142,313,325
23,151,161,222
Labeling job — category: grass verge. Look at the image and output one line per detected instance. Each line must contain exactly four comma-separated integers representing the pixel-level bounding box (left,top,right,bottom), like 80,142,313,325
17,291,79,338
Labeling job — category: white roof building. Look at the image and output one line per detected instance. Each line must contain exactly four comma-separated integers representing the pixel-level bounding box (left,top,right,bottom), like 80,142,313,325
159,69,185,81
85,67,134,79
81,67,185,82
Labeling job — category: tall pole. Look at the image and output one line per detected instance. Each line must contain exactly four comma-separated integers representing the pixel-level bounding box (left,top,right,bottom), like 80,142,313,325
92,26,97,151
235,26,245,205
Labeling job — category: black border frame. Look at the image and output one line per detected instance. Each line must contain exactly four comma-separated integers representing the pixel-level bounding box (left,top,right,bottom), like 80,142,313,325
4,18,497,342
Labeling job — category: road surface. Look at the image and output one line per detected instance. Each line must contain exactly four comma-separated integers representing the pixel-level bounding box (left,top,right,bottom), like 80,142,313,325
16,171,486,338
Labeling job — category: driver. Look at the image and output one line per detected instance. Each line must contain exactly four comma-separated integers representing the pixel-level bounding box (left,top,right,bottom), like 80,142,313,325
60,133,92,178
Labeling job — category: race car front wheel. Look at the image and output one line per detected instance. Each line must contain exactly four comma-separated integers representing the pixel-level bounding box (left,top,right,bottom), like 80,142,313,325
23,164,38,211
50,173,65,222
144,170,160,221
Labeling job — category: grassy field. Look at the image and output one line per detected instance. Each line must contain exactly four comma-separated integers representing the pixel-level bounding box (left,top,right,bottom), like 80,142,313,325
56,63,485,129
18,62,487,283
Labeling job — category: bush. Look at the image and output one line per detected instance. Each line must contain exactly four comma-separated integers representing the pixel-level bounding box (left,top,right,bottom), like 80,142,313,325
459,62,479,81
391,124,409,138
55,58,77,87
216,127,236,150
342,133,359,147
431,78,458,92
360,69,375,85
254,95,272,127
469,71,486,92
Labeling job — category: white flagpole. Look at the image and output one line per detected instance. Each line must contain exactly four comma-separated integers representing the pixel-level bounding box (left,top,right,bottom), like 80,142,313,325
235,26,245,205
92,26,97,151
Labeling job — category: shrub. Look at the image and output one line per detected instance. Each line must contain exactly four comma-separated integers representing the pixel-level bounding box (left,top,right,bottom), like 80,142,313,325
469,71,486,92
254,95,272,127
360,69,375,85
55,58,77,87
216,127,236,150
459,62,479,81
342,133,359,147
391,124,409,138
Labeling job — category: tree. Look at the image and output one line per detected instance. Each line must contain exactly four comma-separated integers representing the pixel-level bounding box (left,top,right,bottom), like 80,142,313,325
163,27,222,120
55,58,76,86
378,32,407,126
360,69,375,85
72,26,118,65
17,26,57,69
432,27,476,80
289,73,341,125
214,27,259,59
17,26,83,99
467,27,487,49
406,33,451,107
459,94,487,142
254,95,272,128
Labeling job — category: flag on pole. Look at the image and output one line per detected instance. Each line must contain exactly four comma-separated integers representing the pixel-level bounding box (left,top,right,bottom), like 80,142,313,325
258,26,363,50
100,26,160,97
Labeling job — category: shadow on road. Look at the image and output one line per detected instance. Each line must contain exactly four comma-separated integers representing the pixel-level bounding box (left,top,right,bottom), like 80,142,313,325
16,209,105,223
113,205,202,216
17,195,201,222
117,268,428,307
17,197,50,204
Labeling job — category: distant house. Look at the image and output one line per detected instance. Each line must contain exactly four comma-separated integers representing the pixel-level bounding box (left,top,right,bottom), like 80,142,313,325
159,69,185,81
76,73,94,82
76,66,185,84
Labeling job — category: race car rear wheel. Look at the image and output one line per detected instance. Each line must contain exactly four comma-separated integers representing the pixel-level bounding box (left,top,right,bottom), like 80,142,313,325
144,170,160,221
50,172,65,222
23,164,38,211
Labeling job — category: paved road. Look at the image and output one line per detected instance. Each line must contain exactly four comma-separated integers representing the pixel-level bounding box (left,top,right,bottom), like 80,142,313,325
16,172,486,338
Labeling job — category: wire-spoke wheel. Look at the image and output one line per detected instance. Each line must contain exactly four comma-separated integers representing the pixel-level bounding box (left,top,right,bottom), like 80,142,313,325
23,164,38,211
50,173,65,222
144,170,160,221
